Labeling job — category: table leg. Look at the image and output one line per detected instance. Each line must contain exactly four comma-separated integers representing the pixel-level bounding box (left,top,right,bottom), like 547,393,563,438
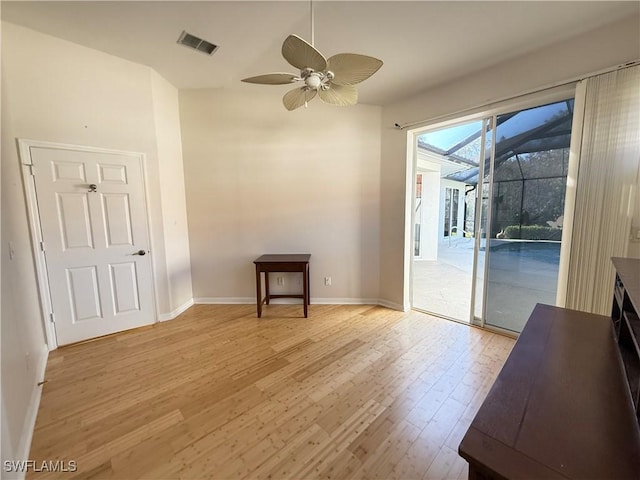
265,272,270,305
255,266,262,318
307,264,311,306
303,264,309,318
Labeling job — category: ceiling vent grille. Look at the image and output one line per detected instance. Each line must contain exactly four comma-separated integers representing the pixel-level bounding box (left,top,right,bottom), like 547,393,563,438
177,31,218,56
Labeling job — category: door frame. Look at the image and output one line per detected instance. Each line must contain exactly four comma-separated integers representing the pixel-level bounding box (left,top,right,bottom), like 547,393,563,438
18,139,158,350
404,84,578,334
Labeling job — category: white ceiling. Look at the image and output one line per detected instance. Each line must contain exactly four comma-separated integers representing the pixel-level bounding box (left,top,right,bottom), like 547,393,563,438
2,1,638,106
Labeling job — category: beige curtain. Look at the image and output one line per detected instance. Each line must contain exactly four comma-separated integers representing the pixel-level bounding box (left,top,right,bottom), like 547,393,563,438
565,65,640,315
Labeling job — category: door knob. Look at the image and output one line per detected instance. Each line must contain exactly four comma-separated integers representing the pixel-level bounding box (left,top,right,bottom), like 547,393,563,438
132,250,147,256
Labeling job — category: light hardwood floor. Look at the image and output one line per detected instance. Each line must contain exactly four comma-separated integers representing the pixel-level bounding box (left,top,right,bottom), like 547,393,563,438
28,304,514,480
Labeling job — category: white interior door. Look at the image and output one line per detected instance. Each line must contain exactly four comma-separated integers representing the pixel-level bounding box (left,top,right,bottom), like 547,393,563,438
30,146,155,345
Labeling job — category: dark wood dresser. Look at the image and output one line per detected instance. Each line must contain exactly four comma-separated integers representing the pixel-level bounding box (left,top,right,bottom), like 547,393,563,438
459,303,640,479
612,257,640,421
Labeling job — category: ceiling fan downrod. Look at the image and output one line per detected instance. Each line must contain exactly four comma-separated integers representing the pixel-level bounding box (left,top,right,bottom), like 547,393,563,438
310,0,315,47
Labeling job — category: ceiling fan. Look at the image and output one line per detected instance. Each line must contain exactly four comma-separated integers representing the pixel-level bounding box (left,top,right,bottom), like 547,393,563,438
241,3,383,111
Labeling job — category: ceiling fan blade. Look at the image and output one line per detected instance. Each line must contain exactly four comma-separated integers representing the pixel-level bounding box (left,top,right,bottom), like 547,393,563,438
318,83,358,107
282,34,327,72
326,54,383,86
283,88,317,111
241,73,298,85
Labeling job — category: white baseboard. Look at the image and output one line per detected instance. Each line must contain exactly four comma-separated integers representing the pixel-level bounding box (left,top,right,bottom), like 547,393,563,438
194,297,404,311
158,298,195,322
194,297,254,304
377,299,406,311
11,344,49,480
311,298,380,305
195,297,381,305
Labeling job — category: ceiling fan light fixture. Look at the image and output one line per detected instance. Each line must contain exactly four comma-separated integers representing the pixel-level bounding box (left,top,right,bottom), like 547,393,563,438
305,73,322,89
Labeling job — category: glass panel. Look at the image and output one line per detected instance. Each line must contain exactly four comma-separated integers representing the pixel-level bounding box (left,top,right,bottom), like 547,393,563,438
483,100,573,333
418,122,482,161
493,100,572,144
412,119,483,323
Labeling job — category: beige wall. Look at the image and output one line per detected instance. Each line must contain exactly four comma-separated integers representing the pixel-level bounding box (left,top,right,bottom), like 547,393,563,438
379,15,640,308
179,88,382,304
1,73,47,468
151,71,194,316
1,22,192,462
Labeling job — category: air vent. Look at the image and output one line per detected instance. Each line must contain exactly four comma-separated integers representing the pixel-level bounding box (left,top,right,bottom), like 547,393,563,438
177,31,218,56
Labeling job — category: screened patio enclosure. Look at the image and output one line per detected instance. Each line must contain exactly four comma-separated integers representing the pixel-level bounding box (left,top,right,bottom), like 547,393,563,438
412,98,575,333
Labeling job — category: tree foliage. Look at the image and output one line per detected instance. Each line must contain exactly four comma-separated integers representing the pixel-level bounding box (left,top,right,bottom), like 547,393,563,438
490,148,569,237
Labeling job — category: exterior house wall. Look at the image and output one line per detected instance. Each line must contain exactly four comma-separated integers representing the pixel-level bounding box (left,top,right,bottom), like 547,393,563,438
416,169,440,261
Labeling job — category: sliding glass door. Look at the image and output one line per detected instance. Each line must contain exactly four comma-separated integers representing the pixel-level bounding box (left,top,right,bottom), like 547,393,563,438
482,100,574,332
412,97,575,334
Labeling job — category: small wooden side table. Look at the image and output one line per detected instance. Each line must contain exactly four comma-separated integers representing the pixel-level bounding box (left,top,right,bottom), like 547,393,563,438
253,254,311,318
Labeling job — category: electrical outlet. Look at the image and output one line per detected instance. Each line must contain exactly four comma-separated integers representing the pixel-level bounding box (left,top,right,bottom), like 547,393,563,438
277,276,284,286
324,276,332,286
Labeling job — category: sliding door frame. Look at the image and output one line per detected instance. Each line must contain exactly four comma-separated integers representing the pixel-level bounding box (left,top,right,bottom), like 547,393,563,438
405,84,579,336
469,118,490,326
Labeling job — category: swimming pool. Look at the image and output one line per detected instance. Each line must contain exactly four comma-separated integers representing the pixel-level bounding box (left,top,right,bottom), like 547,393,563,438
484,240,561,332
486,240,561,265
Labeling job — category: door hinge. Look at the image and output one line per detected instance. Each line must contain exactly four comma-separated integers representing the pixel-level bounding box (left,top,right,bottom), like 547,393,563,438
49,313,55,323
40,241,46,252
26,164,34,176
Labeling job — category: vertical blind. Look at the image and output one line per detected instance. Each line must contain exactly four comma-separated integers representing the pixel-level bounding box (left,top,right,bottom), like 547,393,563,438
566,65,640,314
